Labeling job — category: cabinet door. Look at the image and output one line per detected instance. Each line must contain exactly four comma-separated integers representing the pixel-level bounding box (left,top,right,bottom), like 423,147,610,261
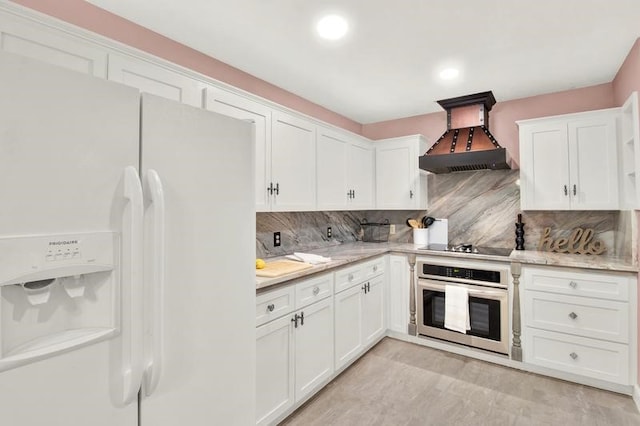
388,255,409,334
316,127,349,210
294,298,334,402
348,141,375,209
256,316,294,426
271,111,316,211
108,54,202,107
362,275,385,346
0,14,107,77
376,142,415,209
204,87,272,211
519,122,570,210
568,117,618,210
334,284,364,370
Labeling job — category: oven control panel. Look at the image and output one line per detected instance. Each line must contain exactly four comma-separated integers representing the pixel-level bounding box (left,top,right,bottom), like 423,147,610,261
418,262,508,288
421,264,501,283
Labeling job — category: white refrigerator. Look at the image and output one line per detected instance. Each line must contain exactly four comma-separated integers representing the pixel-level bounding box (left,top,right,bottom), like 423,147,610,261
0,51,256,425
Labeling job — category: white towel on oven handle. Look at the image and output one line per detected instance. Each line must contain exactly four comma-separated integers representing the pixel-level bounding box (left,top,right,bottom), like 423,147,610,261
444,285,470,334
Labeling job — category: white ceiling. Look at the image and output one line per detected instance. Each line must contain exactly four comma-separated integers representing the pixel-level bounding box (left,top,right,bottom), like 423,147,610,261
86,0,640,124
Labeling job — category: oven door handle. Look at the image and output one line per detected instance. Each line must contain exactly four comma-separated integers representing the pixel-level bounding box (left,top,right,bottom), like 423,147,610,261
418,280,506,299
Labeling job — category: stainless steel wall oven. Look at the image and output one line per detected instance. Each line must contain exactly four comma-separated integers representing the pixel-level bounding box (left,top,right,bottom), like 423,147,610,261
417,258,510,354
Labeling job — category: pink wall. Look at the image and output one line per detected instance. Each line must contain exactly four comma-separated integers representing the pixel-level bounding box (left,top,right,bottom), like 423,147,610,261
613,39,640,106
612,38,640,387
362,83,616,168
9,0,363,134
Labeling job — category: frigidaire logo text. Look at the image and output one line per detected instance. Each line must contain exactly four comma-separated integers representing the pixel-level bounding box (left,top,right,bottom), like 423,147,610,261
49,240,78,246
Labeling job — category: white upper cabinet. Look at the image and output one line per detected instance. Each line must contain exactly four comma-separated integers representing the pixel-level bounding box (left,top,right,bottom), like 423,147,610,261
316,127,375,210
107,53,203,107
618,92,640,210
271,111,317,211
0,12,107,77
375,135,428,209
519,109,619,210
204,87,272,211
317,127,350,210
348,139,375,209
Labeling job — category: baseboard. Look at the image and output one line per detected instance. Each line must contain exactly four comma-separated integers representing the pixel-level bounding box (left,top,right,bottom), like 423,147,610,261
633,384,640,413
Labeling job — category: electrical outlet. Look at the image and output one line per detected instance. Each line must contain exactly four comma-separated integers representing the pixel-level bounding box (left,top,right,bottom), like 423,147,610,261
273,231,281,247
327,226,332,238
389,224,396,235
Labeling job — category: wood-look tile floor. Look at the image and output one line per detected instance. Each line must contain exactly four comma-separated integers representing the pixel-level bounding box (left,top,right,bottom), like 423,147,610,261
281,338,640,426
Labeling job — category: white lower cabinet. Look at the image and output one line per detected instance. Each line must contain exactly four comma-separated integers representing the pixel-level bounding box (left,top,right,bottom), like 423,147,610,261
522,266,636,386
256,315,294,426
387,254,409,334
256,257,387,425
294,298,334,400
334,258,386,371
255,274,334,425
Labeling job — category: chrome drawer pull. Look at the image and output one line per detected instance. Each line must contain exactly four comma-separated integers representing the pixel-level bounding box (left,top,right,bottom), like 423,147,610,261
569,352,578,360
569,312,577,320
348,273,354,281
569,281,577,289
373,265,378,272
267,304,275,312
312,286,320,296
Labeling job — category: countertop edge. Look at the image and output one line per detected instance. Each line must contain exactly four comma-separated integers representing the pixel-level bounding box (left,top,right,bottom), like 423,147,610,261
256,243,638,292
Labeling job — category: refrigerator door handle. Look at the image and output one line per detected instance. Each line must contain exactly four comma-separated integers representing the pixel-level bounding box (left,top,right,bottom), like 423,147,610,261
121,166,145,406
143,169,165,397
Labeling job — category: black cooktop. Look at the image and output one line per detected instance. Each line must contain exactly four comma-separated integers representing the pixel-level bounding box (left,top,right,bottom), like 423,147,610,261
418,243,513,257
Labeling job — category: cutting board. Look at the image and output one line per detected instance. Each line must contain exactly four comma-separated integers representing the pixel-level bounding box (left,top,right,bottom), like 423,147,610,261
256,260,313,278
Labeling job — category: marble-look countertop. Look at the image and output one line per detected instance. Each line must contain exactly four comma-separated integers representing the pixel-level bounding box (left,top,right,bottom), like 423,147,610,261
509,250,638,273
256,242,638,291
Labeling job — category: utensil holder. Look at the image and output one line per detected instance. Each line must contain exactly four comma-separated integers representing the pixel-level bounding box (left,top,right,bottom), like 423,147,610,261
413,229,429,245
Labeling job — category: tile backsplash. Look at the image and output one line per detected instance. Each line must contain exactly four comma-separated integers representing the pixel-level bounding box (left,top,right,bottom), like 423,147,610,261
257,170,632,261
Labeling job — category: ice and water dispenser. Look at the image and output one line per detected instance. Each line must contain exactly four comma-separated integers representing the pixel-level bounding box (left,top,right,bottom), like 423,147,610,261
0,232,118,371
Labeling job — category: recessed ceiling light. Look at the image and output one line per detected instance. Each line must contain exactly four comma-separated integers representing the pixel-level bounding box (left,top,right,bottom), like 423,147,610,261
439,68,460,80
316,14,348,40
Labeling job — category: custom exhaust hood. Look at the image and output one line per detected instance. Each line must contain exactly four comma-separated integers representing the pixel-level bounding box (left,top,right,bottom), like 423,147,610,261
419,91,512,173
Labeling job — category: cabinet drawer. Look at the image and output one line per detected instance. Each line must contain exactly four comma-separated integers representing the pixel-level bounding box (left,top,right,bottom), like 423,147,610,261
524,328,630,385
523,266,630,301
334,257,384,293
295,273,333,308
256,285,295,327
334,263,364,293
361,256,385,281
524,291,629,343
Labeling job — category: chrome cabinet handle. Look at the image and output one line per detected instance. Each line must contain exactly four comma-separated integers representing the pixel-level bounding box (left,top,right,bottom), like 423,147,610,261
569,281,577,289
299,311,304,326
564,185,568,196
362,284,367,293
312,286,320,296
373,265,378,272
348,273,354,281
569,312,577,320
267,182,274,195
570,352,578,360
267,303,275,312
274,183,280,195
409,190,414,199
352,189,356,199
573,184,577,196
